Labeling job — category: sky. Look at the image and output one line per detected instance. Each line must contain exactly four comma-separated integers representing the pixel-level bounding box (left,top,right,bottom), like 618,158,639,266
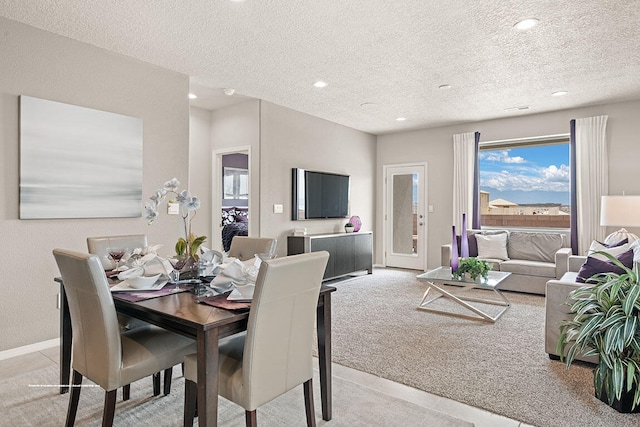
479,144,570,205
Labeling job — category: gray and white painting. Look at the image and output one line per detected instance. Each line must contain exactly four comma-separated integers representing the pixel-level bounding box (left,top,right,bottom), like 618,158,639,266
19,96,143,219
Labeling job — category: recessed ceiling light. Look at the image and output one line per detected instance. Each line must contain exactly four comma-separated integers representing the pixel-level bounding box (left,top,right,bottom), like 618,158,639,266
439,84,452,90
223,88,235,96
396,117,407,122
551,91,568,97
313,81,328,88
514,18,539,30
188,93,197,99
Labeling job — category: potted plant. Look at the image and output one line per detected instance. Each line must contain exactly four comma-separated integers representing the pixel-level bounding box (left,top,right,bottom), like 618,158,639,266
344,222,355,233
452,257,492,281
557,252,640,413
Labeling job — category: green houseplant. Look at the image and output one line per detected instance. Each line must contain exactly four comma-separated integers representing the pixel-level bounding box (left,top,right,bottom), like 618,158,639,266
452,257,492,281
557,252,640,413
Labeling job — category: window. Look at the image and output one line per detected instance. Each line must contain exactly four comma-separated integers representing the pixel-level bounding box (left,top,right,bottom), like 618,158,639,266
223,167,248,200
479,135,570,229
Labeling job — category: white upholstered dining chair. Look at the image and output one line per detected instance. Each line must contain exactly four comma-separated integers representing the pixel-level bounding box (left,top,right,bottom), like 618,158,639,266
53,249,196,427
87,234,172,400
183,251,329,427
227,236,277,261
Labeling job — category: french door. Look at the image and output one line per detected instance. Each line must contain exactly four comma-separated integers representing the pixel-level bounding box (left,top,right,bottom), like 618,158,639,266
384,163,427,270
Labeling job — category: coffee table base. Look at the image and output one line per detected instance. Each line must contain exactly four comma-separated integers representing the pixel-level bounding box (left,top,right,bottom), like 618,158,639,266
418,282,511,323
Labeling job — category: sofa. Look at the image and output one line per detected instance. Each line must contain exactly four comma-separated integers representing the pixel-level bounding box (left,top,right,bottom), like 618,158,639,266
441,229,572,295
544,254,599,363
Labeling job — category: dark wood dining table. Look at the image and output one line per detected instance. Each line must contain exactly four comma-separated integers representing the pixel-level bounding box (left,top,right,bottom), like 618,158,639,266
54,279,336,427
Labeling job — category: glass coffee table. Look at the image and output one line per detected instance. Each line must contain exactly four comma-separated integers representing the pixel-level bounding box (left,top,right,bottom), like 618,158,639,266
416,267,511,323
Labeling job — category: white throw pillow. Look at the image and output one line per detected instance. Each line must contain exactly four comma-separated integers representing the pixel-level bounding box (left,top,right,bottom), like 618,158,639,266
587,240,634,261
475,233,509,261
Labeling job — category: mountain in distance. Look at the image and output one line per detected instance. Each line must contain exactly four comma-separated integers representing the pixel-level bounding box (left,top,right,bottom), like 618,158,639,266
481,188,570,206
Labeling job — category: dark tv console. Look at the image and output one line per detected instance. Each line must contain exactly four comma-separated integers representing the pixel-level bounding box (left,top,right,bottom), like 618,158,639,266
287,231,373,281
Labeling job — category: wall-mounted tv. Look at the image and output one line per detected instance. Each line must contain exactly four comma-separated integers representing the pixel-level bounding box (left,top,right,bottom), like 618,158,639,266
292,168,350,220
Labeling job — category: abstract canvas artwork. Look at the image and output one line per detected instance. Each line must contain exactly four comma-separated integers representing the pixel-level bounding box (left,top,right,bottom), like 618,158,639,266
19,96,143,219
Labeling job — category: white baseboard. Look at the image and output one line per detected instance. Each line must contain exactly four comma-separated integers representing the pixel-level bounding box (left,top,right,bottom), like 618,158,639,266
0,338,59,361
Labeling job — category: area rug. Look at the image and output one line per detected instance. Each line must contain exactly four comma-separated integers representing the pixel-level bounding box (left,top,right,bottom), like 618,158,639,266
0,362,469,426
327,267,640,427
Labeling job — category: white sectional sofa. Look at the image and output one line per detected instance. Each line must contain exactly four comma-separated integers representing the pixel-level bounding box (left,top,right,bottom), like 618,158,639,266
441,229,572,295
544,255,598,364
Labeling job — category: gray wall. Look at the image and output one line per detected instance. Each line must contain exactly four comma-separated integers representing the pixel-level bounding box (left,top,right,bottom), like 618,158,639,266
259,102,377,257
377,100,640,269
0,18,190,351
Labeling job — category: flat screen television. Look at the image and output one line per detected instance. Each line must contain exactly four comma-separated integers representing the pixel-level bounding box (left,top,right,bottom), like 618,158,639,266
292,168,350,220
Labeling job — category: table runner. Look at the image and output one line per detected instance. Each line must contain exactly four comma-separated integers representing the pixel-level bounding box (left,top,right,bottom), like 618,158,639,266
197,291,251,311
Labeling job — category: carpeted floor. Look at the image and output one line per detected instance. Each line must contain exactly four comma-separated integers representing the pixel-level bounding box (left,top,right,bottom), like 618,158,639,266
0,360,470,426
327,267,640,427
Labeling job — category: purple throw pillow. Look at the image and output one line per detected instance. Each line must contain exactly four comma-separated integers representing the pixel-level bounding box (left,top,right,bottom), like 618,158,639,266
456,234,478,257
576,249,634,283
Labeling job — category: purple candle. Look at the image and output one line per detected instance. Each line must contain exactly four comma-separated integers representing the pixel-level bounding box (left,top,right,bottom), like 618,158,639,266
451,225,459,272
461,213,469,258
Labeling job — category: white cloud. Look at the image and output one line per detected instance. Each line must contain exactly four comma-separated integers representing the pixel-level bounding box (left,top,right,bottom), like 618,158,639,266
481,164,570,193
479,150,526,164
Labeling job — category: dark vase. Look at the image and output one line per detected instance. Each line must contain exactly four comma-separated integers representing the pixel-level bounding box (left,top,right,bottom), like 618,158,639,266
451,225,459,272
179,256,199,280
597,383,640,413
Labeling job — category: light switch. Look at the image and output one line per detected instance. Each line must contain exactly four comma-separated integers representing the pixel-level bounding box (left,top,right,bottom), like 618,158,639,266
273,204,283,214
167,202,180,215
428,205,434,213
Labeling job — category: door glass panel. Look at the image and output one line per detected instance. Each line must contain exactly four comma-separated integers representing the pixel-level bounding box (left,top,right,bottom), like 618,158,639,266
392,173,417,255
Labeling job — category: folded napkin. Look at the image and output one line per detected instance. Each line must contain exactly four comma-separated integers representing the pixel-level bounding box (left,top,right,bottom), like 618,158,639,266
117,253,173,280
199,247,225,276
209,256,262,290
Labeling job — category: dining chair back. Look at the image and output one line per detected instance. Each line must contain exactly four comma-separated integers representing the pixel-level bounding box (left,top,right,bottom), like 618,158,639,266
227,236,277,261
87,234,148,270
183,250,329,426
53,249,195,427
87,233,155,399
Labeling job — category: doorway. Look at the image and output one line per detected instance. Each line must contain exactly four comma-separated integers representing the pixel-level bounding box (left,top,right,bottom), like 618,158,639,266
384,163,427,270
212,146,251,252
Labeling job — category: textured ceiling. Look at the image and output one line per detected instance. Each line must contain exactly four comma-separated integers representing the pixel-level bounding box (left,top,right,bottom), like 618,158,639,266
2,0,640,135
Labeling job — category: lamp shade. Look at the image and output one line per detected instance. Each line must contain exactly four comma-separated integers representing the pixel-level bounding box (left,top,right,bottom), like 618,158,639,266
600,196,640,227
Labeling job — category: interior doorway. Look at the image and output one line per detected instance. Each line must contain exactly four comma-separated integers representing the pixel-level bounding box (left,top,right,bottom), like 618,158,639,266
212,146,251,252
384,163,427,270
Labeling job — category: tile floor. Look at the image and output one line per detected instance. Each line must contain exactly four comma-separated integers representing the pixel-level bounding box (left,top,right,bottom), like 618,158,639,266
1,344,534,427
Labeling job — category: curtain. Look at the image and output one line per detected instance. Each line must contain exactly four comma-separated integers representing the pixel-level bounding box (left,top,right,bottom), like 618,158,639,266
569,120,578,255
574,115,608,254
471,132,481,229
452,132,478,230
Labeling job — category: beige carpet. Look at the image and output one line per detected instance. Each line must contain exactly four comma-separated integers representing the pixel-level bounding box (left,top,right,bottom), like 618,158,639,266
0,361,470,426
326,268,640,427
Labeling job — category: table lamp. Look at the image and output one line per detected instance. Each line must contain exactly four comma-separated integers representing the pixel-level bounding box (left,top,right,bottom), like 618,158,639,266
600,195,640,245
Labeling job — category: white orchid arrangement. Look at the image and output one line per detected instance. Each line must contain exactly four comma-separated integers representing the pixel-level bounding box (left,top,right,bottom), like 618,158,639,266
144,178,207,258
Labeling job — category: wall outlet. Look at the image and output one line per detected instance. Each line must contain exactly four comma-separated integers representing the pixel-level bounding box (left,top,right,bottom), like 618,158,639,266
273,204,283,214
428,205,434,213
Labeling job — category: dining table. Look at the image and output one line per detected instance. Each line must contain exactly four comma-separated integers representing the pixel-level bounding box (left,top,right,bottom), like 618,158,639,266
54,278,336,427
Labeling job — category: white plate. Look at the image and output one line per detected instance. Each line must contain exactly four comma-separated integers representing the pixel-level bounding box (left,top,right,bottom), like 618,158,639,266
227,284,255,301
110,279,168,292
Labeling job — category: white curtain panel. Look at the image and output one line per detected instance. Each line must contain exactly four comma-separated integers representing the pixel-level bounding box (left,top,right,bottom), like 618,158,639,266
452,132,476,229
576,115,608,254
